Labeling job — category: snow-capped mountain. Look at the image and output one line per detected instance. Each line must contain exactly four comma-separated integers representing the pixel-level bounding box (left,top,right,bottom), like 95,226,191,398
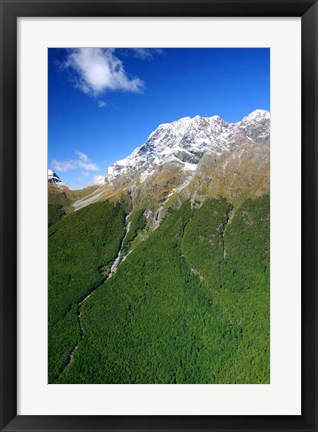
103,109,270,185
73,109,270,220
48,169,72,190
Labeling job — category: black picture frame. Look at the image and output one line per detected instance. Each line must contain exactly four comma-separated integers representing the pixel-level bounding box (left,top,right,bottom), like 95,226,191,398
0,0,317,431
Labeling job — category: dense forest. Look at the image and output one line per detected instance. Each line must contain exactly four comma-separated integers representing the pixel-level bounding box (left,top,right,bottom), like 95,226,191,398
48,202,126,382
49,195,270,384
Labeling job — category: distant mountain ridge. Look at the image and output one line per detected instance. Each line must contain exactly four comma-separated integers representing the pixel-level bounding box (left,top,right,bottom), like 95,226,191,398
48,169,72,190
48,169,99,225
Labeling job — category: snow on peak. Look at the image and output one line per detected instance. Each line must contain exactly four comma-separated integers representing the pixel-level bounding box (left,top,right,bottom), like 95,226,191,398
238,110,270,145
48,169,56,180
241,109,270,123
48,169,72,189
209,115,224,122
103,110,270,184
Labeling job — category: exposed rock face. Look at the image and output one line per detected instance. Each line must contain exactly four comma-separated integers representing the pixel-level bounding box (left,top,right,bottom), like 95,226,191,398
48,169,72,190
103,109,269,186
79,110,270,222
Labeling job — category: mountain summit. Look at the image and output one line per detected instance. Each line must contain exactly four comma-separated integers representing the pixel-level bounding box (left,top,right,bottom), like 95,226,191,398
71,110,270,221
48,169,72,190
103,109,270,186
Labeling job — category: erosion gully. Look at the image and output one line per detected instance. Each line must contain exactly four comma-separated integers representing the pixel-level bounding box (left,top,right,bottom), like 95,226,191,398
59,213,132,377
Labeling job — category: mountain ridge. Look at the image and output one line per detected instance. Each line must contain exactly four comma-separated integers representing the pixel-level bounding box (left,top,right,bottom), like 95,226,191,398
48,169,72,190
77,109,270,224
49,109,270,227
102,109,270,186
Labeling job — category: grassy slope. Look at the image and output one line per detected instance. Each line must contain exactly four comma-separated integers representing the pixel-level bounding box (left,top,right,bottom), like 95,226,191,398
48,183,99,227
56,196,269,384
48,201,126,382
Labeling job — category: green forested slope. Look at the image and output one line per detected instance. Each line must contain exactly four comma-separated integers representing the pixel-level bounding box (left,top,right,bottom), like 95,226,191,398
48,201,126,382
52,196,270,384
48,186,71,227
48,204,66,228
121,208,147,256
182,196,270,382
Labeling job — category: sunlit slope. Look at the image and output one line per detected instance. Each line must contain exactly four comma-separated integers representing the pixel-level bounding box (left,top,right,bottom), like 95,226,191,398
48,182,99,227
57,196,269,384
182,196,270,381
68,111,270,224
48,202,126,382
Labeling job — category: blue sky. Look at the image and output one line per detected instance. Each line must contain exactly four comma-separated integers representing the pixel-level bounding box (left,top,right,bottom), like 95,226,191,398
48,48,270,188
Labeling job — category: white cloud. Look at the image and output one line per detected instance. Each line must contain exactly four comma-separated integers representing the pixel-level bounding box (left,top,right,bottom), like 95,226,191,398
131,48,164,59
131,48,153,59
75,150,90,162
51,151,99,173
64,48,144,98
98,100,106,108
51,160,74,173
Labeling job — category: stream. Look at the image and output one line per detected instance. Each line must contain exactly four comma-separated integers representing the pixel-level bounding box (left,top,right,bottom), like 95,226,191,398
60,213,132,375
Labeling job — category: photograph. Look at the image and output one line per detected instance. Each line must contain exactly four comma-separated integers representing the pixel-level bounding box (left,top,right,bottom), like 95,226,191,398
48,47,270,384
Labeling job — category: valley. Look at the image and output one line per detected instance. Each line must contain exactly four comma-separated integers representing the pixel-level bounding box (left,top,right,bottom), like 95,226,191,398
48,110,270,384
